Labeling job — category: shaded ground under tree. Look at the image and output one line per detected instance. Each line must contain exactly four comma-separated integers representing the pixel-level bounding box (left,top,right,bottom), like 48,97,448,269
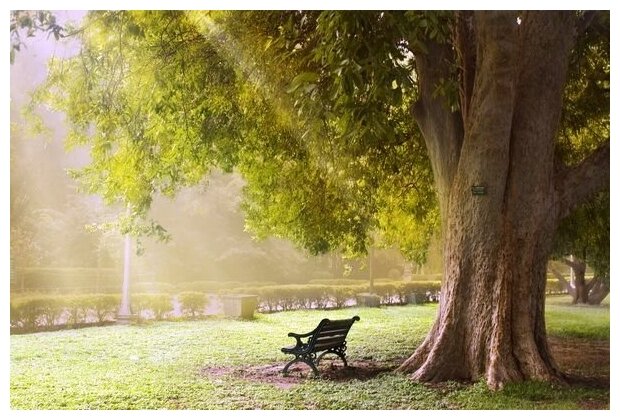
201,335,609,406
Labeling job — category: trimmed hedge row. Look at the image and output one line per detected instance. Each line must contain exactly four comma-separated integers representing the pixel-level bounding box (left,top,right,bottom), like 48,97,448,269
238,278,566,311
233,281,443,312
11,294,121,331
10,292,210,332
11,277,568,332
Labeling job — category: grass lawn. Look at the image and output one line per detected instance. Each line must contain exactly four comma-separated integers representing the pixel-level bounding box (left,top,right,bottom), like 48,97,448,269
10,295,609,409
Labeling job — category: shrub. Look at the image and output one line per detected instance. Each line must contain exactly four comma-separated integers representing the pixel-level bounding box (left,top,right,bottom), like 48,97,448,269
132,293,174,320
10,300,31,329
148,294,174,320
394,283,409,304
293,285,328,309
39,296,66,327
10,302,20,329
329,286,353,309
132,294,153,321
256,287,280,312
178,292,207,318
391,281,442,304
278,286,297,311
88,294,120,323
307,285,330,309
65,295,91,325
373,283,398,304
400,281,441,295
11,296,47,330
253,285,295,311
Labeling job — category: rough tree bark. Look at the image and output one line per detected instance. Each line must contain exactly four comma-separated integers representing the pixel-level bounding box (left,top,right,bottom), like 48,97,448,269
397,11,609,389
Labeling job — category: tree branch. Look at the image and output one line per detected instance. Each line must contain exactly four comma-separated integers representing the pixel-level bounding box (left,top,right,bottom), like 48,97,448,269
412,40,464,213
547,263,576,297
560,256,585,272
453,11,476,126
555,141,609,220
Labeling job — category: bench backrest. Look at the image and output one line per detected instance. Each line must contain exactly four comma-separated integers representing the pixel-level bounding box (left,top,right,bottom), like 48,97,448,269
309,316,360,352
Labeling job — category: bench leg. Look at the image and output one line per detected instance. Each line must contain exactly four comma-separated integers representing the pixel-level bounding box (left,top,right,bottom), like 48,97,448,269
282,356,320,377
316,350,348,367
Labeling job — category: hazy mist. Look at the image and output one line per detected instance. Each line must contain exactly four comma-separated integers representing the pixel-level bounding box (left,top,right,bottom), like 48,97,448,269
10,12,440,295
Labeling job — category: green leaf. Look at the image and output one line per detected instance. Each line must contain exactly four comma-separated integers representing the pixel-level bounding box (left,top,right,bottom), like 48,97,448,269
286,72,319,94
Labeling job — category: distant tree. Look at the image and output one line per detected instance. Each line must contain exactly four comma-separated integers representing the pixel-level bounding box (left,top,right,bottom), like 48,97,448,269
32,11,609,389
546,12,610,305
550,191,609,305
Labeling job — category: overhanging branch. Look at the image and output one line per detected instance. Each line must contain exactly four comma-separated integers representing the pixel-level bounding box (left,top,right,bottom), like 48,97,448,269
548,263,575,297
560,256,585,272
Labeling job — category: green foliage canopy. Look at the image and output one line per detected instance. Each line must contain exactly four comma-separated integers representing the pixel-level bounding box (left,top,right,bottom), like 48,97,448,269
33,10,438,262
32,10,607,266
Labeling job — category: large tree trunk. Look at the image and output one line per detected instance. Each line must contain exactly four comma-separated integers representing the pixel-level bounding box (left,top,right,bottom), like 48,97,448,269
398,11,609,389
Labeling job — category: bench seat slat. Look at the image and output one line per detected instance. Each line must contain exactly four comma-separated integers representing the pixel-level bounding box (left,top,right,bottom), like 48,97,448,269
315,339,346,348
318,326,351,334
320,332,345,338
314,339,347,351
315,334,346,342
322,321,354,329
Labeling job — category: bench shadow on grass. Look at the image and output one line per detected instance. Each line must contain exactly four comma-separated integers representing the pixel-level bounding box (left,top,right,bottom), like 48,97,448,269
200,358,403,389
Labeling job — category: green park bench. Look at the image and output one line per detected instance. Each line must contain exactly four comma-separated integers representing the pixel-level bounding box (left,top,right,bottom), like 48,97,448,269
281,315,360,376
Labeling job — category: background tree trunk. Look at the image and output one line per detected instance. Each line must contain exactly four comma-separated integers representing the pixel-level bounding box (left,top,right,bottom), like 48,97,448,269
587,276,610,305
549,259,609,305
562,256,587,303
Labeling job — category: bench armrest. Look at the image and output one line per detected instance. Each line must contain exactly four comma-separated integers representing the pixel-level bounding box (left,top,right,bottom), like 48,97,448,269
287,331,313,339
287,331,310,347
287,323,322,347
288,321,323,338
